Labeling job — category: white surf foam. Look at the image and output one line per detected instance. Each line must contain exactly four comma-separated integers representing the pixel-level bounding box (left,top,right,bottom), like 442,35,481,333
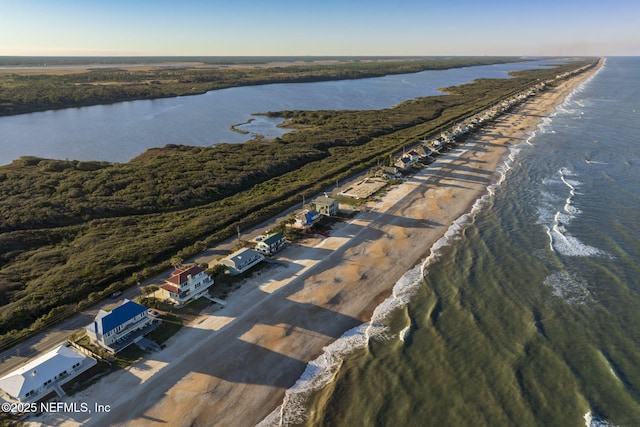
399,324,411,342
586,160,609,165
258,265,422,427
258,101,551,426
544,270,595,306
260,187,499,426
584,411,618,427
538,168,608,258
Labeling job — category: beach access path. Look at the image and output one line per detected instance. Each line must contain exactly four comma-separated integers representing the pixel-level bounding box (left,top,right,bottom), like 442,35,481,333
27,62,601,427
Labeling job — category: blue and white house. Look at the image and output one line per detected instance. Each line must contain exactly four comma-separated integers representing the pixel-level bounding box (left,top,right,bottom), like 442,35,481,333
85,299,153,352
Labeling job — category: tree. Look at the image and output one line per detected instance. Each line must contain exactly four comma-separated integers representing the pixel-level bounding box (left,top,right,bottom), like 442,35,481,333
170,256,183,269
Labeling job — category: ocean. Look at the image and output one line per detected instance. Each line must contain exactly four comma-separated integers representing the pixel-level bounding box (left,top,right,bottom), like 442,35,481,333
268,57,640,426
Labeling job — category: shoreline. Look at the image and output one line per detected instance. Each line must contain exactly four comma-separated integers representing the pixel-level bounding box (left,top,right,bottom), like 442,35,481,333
26,62,602,427
264,64,605,423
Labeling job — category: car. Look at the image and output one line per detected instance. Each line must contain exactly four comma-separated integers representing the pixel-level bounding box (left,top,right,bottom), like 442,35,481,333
110,291,122,299
148,310,160,317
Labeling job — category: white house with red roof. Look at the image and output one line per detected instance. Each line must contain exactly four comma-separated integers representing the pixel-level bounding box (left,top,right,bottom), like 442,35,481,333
158,264,214,305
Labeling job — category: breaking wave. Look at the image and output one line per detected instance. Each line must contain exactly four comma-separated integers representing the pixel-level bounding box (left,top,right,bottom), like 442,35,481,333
537,167,608,257
259,121,530,426
257,266,421,427
584,411,618,427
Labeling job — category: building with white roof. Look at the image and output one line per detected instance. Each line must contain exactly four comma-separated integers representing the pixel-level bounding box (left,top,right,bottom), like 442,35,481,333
0,344,96,402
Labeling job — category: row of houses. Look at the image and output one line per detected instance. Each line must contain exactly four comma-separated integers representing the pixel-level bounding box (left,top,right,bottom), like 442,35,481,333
1,297,163,402
1,265,219,403
1,195,344,404
377,81,551,181
218,195,340,274
416,82,548,157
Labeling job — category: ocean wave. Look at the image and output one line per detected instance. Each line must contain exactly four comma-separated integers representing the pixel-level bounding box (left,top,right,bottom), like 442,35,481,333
585,159,609,165
584,411,618,427
549,67,601,130
537,116,555,134
260,184,498,425
258,115,540,426
544,270,595,306
538,168,608,258
258,266,422,427
547,224,605,257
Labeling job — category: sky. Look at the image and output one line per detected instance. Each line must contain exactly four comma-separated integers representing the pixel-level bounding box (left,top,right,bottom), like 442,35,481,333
1,0,638,57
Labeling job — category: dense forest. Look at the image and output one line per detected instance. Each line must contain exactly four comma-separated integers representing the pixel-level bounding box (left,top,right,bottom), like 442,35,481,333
0,57,521,116
0,59,598,350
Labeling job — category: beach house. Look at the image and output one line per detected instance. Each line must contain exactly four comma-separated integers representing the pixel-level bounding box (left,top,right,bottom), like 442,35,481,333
85,299,153,352
415,145,433,159
0,344,96,402
310,195,339,217
394,156,413,170
256,232,286,256
220,248,265,275
158,264,214,305
294,209,321,229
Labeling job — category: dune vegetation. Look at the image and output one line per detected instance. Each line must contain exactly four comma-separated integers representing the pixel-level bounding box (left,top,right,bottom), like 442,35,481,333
0,57,518,116
0,58,597,350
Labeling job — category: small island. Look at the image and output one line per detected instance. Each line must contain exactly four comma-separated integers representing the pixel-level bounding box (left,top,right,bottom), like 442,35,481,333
229,118,255,134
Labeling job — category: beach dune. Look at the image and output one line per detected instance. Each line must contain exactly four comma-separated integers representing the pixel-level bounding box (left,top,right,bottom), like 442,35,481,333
29,63,601,427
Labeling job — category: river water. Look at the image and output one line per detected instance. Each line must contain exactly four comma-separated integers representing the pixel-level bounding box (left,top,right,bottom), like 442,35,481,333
267,57,640,426
0,60,554,166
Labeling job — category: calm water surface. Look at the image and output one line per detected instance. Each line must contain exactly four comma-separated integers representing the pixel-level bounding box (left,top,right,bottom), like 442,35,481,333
0,61,553,165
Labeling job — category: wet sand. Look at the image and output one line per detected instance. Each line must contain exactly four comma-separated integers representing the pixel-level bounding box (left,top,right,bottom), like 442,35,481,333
28,63,601,427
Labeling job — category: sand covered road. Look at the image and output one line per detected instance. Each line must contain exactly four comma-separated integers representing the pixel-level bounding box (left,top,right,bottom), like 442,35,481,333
27,63,601,427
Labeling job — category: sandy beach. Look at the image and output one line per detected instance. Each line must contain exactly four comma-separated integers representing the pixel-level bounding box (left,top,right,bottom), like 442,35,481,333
27,62,601,427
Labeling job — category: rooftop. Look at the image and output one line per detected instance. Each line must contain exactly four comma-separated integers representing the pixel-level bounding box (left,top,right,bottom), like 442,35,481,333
262,232,285,245
313,195,337,207
166,265,205,286
0,344,88,400
95,299,148,335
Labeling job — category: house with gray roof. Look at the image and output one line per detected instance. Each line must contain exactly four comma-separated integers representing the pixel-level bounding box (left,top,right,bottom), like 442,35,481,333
310,195,339,217
220,248,265,275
